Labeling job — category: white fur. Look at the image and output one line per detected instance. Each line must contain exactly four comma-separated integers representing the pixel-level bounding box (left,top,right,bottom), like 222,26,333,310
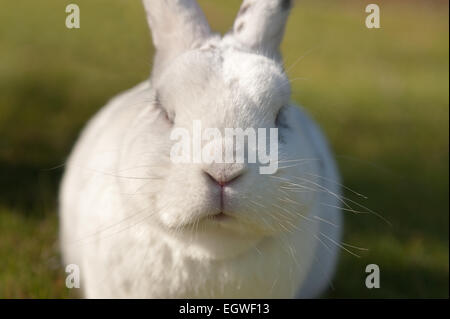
59,0,342,298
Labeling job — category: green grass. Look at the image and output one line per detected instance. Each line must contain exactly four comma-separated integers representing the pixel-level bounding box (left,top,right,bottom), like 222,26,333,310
0,0,448,298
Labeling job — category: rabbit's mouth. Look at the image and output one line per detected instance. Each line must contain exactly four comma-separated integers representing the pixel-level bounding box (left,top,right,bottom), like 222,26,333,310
160,211,266,260
183,211,236,228
210,212,228,221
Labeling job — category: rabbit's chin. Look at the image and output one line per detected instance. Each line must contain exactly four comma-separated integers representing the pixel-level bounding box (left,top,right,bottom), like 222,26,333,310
158,215,269,260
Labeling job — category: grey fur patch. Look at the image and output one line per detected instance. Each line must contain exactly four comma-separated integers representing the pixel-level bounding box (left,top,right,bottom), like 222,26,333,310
236,22,244,32
281,0,292,10
238,4,251,16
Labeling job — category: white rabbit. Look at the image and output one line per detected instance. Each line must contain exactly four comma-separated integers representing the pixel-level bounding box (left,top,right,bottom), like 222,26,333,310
60,0,342,298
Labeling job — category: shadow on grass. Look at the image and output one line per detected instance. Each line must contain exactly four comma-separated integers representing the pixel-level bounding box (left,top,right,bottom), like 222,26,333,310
0,161,62,216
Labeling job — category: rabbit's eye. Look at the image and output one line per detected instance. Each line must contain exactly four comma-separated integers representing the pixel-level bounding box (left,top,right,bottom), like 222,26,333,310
161,107,174,124
155,93,174,124
275,106,290,143
275,106,289,129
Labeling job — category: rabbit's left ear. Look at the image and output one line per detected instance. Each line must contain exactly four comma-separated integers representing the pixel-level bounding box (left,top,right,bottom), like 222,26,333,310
143,0,212,79
230,0,293,61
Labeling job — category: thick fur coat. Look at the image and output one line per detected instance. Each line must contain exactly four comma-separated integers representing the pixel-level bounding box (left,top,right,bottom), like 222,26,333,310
60,0,342,298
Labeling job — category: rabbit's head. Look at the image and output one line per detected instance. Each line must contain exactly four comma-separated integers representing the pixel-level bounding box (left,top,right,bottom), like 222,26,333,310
130,0,321,259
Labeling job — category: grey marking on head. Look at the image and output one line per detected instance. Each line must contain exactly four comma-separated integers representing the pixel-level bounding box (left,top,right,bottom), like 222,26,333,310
236,22,244,32
281,0,292,10
238,4,251,16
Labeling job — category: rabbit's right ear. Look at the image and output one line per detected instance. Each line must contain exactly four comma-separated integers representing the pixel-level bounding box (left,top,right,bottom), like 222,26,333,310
143,0,212,79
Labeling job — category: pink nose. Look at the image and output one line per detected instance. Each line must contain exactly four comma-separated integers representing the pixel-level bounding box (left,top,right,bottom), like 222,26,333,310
203,165,246,186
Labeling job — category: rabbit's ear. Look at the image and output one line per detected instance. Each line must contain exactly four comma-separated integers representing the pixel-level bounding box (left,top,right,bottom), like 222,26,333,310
231,0,292,60
143,0,212,78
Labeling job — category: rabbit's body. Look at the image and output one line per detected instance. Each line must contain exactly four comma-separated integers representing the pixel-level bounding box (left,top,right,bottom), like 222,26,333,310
60,0,342,298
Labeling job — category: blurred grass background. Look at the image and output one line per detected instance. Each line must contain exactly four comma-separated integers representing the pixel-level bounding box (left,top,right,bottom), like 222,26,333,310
0,0,448,298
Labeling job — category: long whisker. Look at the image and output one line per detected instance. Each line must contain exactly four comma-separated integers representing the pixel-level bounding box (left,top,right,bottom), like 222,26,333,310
319,232,361,258
305,172,368,199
